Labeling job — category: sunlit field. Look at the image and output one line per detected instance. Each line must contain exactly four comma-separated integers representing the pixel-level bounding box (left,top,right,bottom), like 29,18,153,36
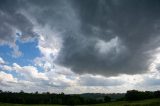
0,98,160,106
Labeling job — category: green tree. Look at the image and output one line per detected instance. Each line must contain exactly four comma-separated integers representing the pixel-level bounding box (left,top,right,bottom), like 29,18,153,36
104,96,111,102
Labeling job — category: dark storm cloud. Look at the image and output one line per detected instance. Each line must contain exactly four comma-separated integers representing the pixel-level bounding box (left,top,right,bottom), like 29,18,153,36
57,0,160,76
0,0,37,46
24,0,160,76
1,0,160,76
24,0,80,32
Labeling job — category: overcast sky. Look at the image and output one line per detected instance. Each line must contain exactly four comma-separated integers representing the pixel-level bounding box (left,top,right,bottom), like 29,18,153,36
0,0,160,94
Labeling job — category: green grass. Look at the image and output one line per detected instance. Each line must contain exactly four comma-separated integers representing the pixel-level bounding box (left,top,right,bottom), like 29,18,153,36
0,104,62,106
81,98,160,106
1,98,160,106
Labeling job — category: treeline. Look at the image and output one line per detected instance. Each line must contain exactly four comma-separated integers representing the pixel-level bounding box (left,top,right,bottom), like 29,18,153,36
0,90,110,105
125,90,160,101
0,90,160,105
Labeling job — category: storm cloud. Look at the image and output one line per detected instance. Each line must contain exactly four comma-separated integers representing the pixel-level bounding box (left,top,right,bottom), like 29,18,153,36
2,0,160,76
0,0,37,57
57,0,160,76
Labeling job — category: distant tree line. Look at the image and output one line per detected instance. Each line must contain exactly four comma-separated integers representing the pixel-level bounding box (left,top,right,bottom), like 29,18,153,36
125,90,160,101
0,90,111,105
0,89,160,105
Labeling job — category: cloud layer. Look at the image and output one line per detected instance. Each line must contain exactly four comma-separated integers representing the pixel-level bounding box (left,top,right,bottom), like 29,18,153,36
1,0,160,93
56,0,160,76
0,0,37,57
1,0,160,76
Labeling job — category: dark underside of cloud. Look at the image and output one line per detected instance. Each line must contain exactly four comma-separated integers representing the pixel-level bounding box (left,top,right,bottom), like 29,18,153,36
1,0,160,76
57,0,160,76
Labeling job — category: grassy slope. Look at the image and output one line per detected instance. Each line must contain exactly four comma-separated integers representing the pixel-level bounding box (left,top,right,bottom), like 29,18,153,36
0,104,61,106
0,98,160,106
84,98,160,106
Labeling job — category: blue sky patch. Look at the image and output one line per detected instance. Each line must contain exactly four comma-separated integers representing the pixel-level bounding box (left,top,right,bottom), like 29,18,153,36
0,39,41,66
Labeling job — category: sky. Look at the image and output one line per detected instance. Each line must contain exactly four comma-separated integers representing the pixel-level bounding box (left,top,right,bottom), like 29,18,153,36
0,0,160,94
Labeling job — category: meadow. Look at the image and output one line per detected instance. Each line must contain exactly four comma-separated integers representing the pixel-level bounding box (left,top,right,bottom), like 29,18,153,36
0,98,160,106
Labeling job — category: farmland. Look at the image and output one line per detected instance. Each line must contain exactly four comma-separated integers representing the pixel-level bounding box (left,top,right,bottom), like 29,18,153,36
0,98,160,106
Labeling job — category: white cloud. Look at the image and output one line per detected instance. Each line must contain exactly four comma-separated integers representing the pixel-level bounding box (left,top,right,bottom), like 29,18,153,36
32,25,63,73
95,36,126,57
0,57,5,64
0,71,17,83
12,63,48,80
1,52,160,93
1,65,12,71
0,72,38,92
1,60,160,93
1,61,160,93
45,64,78,87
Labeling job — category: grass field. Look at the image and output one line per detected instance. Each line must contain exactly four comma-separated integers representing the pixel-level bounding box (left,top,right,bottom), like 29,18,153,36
0,98,160,106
